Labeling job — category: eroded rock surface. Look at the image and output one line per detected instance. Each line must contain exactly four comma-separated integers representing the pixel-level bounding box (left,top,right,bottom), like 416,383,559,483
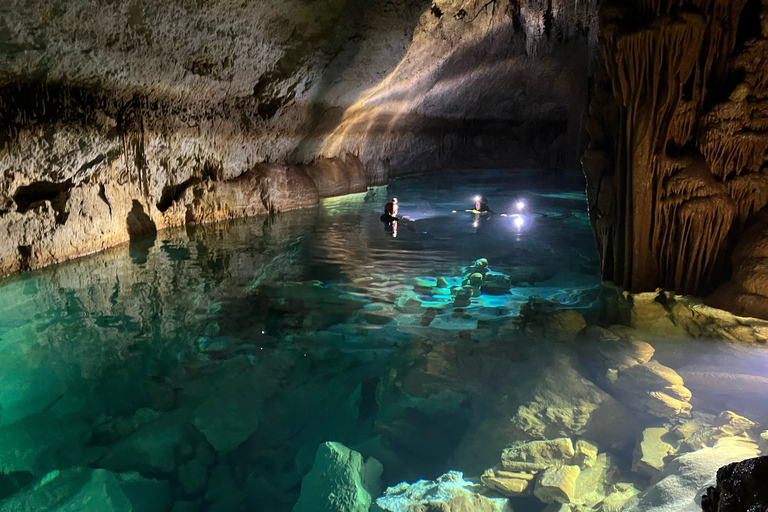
585,0,768,320
0,0,597,275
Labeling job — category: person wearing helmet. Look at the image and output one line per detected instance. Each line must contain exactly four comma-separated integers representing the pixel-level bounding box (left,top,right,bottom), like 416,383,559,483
381,198,399,222
473,196,494,214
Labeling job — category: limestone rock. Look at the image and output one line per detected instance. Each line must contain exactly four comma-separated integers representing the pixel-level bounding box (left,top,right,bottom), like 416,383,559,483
608,360,692,419
534,464,581,504
501,439,575,471
372,471,509,512
627,440,760,512
0,467,171,512
600,485,640,512
632,427,677,479
573,453,618,502
712,411,757,436
97,409,191,475
573,440,599,469
481,469,530,497
293,442,382,512
178,460,208,495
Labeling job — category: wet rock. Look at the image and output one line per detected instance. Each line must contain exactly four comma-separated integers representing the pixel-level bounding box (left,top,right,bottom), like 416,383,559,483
481,469,532,496
607,360,692,419
573,440,599,469
0,467,171,512
574,453,618,503
97,408,193,475
372,471,509,512
701,456,768,512
600,484,640,512
170,501,199,512
632,427,677,479
481,274,512,295
629,293,688,338
585,325,655,370
533,464,581,504
178,460,208,495
626,440,760,512
501,439,575,472
510,352,613,440
293,442,382,512
712,411,757,436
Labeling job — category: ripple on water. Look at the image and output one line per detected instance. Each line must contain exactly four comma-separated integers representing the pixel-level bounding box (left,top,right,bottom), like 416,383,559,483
0,170,765,512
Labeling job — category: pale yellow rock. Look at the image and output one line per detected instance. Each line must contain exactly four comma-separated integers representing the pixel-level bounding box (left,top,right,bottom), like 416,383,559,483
534,465,581,504
630,293,687,337
573,440,598,469
665,384,692,402
601,485,640,512
495,470,535,480
501,438,575,470
646,391,692,418
574,453,616,500
481,469,530,496
673,420,701,440
759,430,768,453
500,460,551,472
713,411,757,436
632,427,677,478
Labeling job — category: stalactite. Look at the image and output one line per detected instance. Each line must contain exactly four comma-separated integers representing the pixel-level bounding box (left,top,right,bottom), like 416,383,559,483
584,0,766,300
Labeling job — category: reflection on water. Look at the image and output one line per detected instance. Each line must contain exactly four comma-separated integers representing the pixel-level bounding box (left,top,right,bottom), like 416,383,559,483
0,170,766,512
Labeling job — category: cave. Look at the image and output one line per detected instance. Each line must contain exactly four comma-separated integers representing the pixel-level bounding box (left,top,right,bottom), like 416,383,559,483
1,1,768,511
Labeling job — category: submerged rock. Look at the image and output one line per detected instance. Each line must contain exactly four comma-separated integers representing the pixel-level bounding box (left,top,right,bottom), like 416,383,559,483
632,427,678,479
293,442,382,512
624,439,760,512
534,464,581,504
606,360,692,419
0,467,171,512
372,471,510,512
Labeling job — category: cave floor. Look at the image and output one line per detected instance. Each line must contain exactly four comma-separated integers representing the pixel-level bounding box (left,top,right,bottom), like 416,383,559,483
0,169,766,512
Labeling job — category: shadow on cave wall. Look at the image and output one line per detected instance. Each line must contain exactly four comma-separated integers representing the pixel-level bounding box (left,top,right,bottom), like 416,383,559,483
127,199,157,264
287,0,431,166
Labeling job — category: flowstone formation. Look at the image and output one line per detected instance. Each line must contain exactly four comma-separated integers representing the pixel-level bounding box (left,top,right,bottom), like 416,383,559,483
0,0,597,276
584,0,768,318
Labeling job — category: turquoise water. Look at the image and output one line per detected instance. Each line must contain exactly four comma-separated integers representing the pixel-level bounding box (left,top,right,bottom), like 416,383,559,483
1,169,766,512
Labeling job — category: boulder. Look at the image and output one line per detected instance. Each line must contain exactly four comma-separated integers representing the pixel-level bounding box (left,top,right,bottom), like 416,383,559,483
0,467,171,512
600,485,640,512
712,411,757,436
624,440,760,512
608,360,692,419
586,326,655,370
501,438,575,471
481,469,530,496
293,442,382,512
632,427,677,479
573,440,599,469
534,465,581,504
97,409,192,475
701,456,768,512
574,453,618,502
372,471,509,512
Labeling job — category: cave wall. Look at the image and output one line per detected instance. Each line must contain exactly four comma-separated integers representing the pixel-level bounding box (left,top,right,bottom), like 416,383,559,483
585,0,768,317
0,0,597,275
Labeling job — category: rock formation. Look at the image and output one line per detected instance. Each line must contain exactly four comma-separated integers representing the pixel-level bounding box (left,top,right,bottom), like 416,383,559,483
0,0,597,275
584,0,768,318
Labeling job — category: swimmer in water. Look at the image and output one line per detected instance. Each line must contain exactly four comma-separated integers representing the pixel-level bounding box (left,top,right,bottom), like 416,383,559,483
381,198,398,222
473,196,494,214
